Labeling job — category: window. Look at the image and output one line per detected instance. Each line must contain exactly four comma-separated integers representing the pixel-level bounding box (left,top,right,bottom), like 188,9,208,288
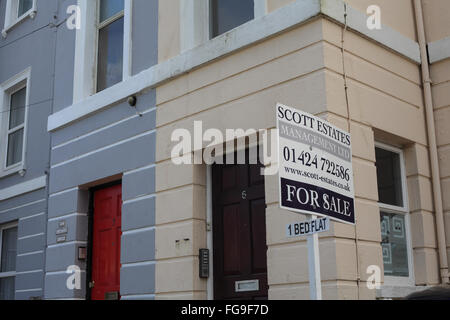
0,68,30,177
17,0,33,17
6,88,26,167
2,0,37,37
0,223,18,300
180,0,266,52
211,0,255,37
96,0,124,92
73,0,132,102
375,143,414,285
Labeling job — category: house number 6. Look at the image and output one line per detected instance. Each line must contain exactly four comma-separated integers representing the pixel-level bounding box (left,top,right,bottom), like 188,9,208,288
242,190,247,200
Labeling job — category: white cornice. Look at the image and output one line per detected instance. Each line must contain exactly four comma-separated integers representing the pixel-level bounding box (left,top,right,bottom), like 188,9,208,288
428,36,450,64
48,0,421,132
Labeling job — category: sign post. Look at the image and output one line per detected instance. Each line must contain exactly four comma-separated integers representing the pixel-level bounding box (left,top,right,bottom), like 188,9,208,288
276,103,355,300
307,215,322,300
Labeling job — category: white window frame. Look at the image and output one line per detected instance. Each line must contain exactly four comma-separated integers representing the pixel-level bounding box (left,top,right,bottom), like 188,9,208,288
73,0,133,103
2,0,37,38
375,142,415,287
0,68,31,178
180,0,267,52
0,222,18,291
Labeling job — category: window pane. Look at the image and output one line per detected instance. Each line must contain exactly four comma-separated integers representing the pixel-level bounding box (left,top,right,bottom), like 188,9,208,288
375,147,403,207
0,277,15,300
211,0,254,37
18,0,33,17
380,212,409,277
1,227,17,273
99,0,124,23
97,17,124,92
6,129,24,167
9,87,26,130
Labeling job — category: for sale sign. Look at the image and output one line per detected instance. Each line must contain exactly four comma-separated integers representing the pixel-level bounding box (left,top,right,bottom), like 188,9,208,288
277,103,355,225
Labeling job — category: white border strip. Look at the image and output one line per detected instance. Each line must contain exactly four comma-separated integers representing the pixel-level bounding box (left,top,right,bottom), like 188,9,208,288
122,226,155,236
428,37,450,64
16,269,43,275
47,241,87,249
48,0,421,132
48,212,87,222
122,193,155,205
0,199,45,214
15,288,42,293
17,250,44,257
122,261,155,268
18,232,44,241
51,130,155,169
19,212,45,221
0,176,46,201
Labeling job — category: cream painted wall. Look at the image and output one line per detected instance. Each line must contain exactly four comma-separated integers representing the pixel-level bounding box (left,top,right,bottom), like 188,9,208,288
154,1,448,299
424,0,450,274
267,0,296,12
421,0,450,281
421,0,450,42
344,0,417,41
322,17,441,290
154,18,329,299
430,58,450,270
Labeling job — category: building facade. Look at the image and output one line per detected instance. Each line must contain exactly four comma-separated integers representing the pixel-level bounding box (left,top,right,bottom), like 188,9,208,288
0,0,449,300
0,0,56,300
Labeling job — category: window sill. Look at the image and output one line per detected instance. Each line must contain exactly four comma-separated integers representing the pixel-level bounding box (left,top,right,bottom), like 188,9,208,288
376,285,433,300
2,9,37,38
0,163,26,179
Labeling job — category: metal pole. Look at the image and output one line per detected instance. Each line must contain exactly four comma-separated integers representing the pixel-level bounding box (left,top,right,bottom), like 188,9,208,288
307,214,322,300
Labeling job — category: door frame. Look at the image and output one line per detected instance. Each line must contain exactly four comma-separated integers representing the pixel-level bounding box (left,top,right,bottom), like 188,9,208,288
85,180,122,300
206,164,214,300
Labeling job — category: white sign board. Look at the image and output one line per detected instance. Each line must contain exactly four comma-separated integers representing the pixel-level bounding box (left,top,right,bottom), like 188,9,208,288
277,103,355,225
286,217,330,237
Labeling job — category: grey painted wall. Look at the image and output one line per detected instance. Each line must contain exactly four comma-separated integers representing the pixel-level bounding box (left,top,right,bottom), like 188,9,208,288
0,0,64,300
0,0,159,300
44,0,159,300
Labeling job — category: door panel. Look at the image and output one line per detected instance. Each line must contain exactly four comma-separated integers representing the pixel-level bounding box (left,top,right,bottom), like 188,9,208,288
223,204,241,275
251,199,267,274
91,184,122,300
212,151,268,300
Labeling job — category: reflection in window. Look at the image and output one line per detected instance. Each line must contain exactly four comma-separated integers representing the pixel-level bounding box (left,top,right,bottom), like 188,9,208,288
211,0,254,37
380,212,409,277
97,0,124,92
6,87,26,167
18,0,33,17
375,145,410,280
375,147,403,207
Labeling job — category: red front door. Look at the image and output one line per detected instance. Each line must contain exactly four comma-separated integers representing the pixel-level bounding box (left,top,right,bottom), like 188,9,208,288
91,184,122,300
